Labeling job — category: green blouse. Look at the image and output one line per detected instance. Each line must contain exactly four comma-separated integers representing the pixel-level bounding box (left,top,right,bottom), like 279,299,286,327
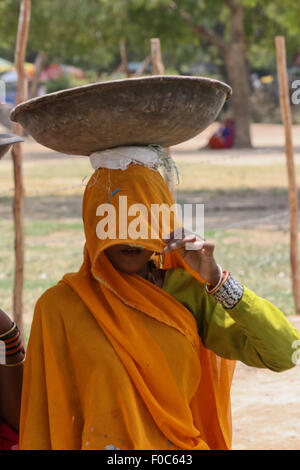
162,268,300,372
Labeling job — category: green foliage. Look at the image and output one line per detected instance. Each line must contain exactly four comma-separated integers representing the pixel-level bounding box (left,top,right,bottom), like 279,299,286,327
0,0,299,74
45,73,96,94
45,75,79,94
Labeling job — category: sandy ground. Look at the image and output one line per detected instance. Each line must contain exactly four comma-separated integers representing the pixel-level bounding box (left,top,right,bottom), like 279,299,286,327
1,121,300,450
231,314,300,450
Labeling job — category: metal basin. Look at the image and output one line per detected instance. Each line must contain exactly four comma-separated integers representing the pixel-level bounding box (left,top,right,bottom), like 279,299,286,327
10,75,232,156
0,133,24,159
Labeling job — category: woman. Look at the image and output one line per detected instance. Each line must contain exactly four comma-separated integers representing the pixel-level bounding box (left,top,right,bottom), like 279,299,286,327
208,118,235,149
0,134,25,450
0,309,25,450
20,148,300,450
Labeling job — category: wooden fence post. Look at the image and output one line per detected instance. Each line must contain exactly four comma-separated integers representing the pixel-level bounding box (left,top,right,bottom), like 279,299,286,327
275,36,300,315
29,51,46,99
150,38,165,75
11,0,31,335
150,38,176,200
120,40,130,77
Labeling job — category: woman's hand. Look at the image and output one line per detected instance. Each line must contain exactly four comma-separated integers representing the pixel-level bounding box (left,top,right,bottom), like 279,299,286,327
163,230,221,288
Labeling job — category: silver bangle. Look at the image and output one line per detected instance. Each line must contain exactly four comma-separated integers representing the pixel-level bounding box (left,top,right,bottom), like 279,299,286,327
211,272,244,309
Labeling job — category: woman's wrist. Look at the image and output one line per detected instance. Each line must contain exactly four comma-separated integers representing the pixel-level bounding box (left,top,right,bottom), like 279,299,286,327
2,351,25,366
0,320,25,367
208,266,222,289
205,264,224,293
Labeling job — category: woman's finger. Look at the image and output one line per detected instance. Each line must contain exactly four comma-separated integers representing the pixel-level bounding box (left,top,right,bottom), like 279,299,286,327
185,239,204,251
164,235,197,252
162,228,185,243
200,241,215,255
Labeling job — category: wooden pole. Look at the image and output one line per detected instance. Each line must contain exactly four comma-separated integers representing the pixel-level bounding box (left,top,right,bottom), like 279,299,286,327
150,38,165,75
11,0,31,335
29,51,46,99
120,40,130,78
150,38,176,199
275,36,300,314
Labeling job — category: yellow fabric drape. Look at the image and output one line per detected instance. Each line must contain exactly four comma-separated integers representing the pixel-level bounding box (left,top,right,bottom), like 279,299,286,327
20,164,235,450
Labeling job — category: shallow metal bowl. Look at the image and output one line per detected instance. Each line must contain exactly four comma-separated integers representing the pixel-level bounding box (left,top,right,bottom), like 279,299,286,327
0,133,24,159
10,75,231,156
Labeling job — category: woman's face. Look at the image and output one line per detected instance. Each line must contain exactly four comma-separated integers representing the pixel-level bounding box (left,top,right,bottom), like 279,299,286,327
105,244,154,274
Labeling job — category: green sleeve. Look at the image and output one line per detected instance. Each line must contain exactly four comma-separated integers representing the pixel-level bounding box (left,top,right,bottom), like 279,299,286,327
162,268,300,372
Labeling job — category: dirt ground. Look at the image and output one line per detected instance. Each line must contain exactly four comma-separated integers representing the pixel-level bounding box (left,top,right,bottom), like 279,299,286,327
1,122,300,450
231,315,300,450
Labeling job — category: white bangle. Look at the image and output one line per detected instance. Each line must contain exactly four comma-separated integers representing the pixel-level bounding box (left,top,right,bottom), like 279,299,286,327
205,264,223,293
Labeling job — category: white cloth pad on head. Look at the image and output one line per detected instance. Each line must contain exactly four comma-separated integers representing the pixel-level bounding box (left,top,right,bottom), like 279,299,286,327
89,146,161,171
89,145,179,199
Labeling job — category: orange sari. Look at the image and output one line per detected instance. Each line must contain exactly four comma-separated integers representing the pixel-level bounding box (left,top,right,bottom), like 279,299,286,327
20,164,235,450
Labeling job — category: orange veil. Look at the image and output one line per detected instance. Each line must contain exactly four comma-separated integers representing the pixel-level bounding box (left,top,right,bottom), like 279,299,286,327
62,164,235,450
20,163,235,450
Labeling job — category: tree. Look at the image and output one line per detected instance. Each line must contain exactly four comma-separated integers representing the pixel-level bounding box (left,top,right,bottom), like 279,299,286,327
166,0,251,147
1,0,300,146
92,0,300,147
0,0,118,71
